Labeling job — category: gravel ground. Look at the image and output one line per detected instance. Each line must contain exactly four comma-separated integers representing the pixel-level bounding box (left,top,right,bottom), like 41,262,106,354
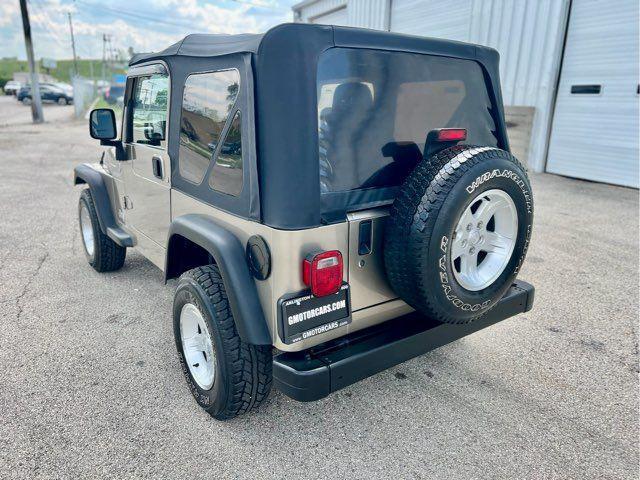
0,95,638,479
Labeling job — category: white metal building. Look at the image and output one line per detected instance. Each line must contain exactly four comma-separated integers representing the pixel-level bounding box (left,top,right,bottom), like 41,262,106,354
292,0,639,188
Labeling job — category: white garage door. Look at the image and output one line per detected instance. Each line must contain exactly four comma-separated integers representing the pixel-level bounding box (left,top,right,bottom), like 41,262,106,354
390,0,472,42
546,0,639,188
310,7,348,26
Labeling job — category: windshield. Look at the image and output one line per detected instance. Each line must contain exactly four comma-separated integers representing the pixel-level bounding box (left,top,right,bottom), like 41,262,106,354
317,48,498,193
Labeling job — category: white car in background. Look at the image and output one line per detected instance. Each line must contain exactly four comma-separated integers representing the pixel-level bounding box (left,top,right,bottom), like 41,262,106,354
4,81,22,96
54,82,74,97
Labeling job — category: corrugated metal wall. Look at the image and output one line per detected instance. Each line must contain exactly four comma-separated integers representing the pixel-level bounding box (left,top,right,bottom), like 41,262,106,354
348,0,389,30
295,0,347,23
293,0,571,172
467,0,570,173
391,0,473,41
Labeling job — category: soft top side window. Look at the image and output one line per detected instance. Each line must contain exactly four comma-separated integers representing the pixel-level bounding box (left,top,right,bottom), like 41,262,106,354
178,69,240,186
208,110,242,196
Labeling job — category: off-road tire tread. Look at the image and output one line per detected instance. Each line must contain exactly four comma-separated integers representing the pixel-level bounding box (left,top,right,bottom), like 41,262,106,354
80,189,126,272
182,265,272,419
384,145,529,324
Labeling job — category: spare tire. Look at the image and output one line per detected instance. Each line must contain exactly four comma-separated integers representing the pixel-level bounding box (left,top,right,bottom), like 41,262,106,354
384,145,533,324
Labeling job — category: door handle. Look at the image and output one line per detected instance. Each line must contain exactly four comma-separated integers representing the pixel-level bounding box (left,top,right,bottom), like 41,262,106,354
358,220,372,255
152,155,163,179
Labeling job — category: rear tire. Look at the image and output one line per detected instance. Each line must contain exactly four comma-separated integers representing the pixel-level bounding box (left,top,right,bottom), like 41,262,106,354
173,265,272,420
57,97,68,105
384,146,533,324
78,189,126,272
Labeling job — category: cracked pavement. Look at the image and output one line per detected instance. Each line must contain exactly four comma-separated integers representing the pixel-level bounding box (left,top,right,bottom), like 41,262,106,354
0,96,638,479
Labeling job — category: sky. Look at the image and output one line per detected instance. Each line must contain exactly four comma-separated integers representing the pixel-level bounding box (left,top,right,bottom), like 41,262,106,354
0,0,297,60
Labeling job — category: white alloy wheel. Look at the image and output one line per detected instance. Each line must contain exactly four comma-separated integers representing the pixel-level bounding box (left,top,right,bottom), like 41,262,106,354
450,189,518,291
79,202,95,259
58,97,67,105
180,303,216,390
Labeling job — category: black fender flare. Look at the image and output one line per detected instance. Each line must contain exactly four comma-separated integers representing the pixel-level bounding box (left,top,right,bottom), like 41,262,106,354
74,163,133,247
166,214,271,346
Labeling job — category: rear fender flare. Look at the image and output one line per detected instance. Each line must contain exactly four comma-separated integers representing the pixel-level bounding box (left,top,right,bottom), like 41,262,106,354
166,214,272,346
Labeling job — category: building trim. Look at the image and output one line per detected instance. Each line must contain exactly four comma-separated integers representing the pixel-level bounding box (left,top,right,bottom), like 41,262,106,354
541,0,573,173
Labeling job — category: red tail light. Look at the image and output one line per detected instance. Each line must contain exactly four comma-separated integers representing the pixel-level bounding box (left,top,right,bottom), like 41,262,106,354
302,250,343,297
436,128,467,142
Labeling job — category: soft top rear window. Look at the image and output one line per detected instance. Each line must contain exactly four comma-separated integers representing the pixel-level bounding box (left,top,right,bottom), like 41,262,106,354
317,48,498,193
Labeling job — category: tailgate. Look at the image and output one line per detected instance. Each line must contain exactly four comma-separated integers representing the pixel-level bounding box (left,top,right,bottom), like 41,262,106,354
346,208,397,311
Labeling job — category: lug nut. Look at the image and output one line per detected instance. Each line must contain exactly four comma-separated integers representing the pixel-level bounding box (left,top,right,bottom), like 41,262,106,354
469,246,476,254
466,223,472,231
461,239,467,247
477,221,483,229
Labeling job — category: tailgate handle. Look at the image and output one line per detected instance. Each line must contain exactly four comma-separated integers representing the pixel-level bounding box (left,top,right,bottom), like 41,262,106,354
152,155,163,179
358,220,372,256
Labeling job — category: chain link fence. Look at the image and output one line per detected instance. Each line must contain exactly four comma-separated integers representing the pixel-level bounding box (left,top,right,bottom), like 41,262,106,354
71,76,98,118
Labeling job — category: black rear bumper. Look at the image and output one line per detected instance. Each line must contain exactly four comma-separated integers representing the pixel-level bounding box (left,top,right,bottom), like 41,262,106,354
273,280,534,402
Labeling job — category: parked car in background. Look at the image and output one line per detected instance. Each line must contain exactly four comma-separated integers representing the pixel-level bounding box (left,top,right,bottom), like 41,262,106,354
53,82,74,98
17,84,74,105
3,80,21,96
103,84,125,105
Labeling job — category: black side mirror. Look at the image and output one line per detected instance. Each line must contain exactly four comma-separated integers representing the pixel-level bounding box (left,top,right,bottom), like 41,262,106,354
89,108,117,140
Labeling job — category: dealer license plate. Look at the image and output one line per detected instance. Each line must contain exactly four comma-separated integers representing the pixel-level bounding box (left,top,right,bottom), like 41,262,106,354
280,284,350,344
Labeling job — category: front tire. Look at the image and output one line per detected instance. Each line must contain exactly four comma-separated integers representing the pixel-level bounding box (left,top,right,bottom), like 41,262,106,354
78,189,126,272
173,265,272,420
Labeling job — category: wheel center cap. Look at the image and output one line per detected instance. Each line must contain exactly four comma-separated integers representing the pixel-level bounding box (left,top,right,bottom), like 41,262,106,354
468,229,481,245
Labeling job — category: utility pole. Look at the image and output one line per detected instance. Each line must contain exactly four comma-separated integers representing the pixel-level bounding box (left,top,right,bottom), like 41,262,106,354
101,33,106,83
19,0,43,123
67,12,79,77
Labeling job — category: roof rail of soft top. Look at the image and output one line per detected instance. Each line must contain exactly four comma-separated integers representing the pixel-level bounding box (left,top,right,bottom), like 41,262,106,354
128,23,498,67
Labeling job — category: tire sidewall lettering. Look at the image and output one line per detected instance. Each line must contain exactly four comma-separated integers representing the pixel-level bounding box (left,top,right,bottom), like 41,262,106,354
466,168,533,215
437,235,491,313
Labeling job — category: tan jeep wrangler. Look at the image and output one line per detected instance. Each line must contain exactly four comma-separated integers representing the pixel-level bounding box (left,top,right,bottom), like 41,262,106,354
75,24,534,420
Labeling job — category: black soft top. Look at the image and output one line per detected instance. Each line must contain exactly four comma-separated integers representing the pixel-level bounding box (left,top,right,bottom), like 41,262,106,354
129,24,508,230
129,33,264,65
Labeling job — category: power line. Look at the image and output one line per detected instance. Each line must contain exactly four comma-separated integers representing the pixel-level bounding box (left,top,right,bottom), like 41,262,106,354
73,0,213,31
72,0,286,31
27,0,69,49
229,0,283,10
29,0,94,58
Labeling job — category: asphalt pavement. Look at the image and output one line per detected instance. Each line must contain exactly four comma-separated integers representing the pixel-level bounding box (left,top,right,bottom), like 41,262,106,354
0,95,637,479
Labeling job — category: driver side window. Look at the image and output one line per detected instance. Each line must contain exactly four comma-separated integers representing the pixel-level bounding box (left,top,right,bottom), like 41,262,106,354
130,74,169,147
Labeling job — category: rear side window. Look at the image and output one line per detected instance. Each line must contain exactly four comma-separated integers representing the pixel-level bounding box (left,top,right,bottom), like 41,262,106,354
179,69,240,185
317,48,497,192
208,111,242,196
